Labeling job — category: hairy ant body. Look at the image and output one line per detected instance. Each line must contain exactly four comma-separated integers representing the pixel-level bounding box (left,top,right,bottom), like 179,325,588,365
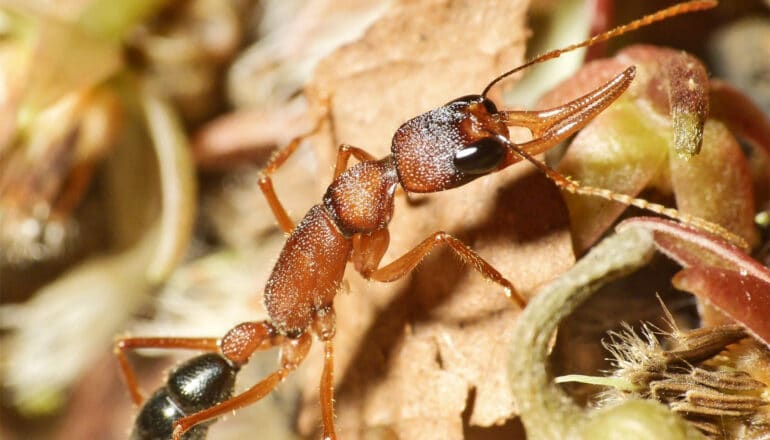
116,2,742,439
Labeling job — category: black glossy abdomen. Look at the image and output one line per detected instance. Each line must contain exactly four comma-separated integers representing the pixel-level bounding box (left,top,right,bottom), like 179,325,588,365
130,354,237,440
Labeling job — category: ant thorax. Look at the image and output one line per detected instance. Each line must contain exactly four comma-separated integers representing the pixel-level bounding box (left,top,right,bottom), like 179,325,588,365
323,157,399,237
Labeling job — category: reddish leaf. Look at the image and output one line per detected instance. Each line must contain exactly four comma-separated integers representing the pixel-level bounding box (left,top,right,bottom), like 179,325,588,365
709,80,770,157
673,266,770,346
619,45,710,157
618,217,770,345
618,217,770,284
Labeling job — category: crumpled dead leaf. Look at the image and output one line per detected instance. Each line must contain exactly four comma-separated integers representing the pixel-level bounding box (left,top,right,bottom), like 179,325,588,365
293,0,580,437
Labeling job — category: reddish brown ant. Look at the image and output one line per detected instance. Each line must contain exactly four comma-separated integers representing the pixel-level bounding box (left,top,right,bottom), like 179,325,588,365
115,2,744,439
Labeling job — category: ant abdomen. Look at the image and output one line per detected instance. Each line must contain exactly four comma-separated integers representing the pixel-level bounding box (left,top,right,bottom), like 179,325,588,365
131,353,238,440
131,388,210,440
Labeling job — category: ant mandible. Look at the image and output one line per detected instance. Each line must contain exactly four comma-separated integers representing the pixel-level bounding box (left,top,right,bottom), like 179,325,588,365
116,1,742,439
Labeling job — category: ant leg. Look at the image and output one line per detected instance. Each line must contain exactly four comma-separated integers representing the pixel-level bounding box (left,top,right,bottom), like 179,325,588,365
351,229,391,275
258,120,325,233
116,322,279,406
114,337,220,405
333,144,376,178
505,142,750,250
312,307,338,440
362,231,526,308
320,338,337,440
172,332,313,440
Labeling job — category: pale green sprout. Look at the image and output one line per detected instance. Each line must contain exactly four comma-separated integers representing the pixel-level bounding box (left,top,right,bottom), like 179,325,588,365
553,374,639,392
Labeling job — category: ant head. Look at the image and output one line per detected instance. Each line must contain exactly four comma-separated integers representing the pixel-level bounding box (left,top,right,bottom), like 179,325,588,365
391,94,514,193
389,0,716,194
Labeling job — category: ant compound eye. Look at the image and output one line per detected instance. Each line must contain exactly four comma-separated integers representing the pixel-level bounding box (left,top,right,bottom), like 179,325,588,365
453,137,507,175
446,94,482,106
481,98,498,114
444,95,498,114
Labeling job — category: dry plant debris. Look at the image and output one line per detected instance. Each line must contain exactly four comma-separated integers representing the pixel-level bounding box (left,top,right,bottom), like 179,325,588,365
592,322,769,439
514,218,770,439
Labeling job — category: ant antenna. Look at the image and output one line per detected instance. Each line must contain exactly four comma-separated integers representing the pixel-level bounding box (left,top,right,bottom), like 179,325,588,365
504,140,750,250
481,0,718,97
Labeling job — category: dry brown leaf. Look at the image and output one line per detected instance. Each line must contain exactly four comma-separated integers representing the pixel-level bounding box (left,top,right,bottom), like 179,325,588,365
296,0,577,437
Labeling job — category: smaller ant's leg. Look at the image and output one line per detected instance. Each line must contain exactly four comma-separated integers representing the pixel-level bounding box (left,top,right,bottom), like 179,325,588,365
333,144,377,178
312,307,338,440
364,231,526,308
172,331,312,440
114,337,220,405
258,120,325,233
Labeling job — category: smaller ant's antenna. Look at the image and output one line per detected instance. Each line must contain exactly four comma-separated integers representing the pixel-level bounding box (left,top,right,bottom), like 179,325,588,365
481,0,718,97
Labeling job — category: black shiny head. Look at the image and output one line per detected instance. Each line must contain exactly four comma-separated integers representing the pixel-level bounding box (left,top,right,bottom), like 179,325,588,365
131,354,238,440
